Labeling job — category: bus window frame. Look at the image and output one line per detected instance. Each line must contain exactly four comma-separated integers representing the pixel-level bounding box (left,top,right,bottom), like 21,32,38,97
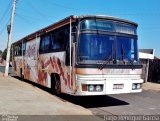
80,19,137,35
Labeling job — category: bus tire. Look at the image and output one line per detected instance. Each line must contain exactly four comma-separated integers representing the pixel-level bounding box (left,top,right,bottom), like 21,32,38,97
51,74,61,95
20,68,24,80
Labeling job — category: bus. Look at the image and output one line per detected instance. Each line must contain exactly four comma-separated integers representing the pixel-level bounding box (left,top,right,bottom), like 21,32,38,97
12,15,143,96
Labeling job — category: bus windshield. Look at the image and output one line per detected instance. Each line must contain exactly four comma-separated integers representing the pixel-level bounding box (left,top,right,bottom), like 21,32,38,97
78,34,138,64
78,34,114,64
116,36,138,62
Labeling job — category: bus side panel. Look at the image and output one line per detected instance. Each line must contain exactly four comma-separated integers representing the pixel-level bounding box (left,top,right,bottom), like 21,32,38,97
38,52,73,94
23,38,40,83
13,38,74,94
12,56,23,77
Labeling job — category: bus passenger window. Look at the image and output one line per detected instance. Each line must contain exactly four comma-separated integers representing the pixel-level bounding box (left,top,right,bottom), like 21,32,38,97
22,43,26,55
50,25,70,52
39,35,50,53
51,31,65,51
51,34,61,50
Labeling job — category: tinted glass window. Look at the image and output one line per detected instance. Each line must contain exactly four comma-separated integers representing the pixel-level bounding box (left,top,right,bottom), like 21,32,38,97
80,19,137,35
51,27,69,51
40,35,50,52
81,20,114,32
78,34,138,64
116,36,138,62
39,25,70,54
115,23,136,35
14,44,22,56
22,43,26,55
51,32,63,50
78,34,115,63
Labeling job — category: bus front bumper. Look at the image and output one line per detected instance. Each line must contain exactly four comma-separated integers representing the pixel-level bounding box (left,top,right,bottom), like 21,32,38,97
75,75,143,96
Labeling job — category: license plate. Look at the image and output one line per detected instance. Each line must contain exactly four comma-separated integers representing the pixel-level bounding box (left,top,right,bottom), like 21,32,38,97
113,84,124,89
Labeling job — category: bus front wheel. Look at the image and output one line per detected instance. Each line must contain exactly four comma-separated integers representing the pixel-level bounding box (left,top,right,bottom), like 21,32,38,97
51,74,61,95
20,68,24,80
55,77,61,95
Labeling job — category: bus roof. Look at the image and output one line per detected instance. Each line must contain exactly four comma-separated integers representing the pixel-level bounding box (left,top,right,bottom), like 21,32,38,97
78,15,138,26
13,15,138,45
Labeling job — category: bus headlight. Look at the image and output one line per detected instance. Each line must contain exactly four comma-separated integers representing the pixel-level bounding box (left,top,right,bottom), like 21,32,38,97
88,85,94,92
137,84,141,89
132,84,136,90
132,83,141,90
87,85,103,92
96,85,102,91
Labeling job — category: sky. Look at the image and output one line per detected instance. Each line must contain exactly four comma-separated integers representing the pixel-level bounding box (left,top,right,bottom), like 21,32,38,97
0,0,160,57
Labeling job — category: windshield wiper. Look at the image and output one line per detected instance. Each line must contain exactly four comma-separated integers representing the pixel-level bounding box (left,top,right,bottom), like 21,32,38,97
129,60,136,70
98,45,114,70
98,55,112,70
121,44,135,70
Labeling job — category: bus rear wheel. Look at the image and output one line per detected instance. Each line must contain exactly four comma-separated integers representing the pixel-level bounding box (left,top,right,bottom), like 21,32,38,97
51,74,61,95
20,68,24,80
54,77,61,95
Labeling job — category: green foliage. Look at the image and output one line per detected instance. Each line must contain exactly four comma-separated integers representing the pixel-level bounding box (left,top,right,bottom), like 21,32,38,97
2,48,7,60
0,50,2,55
2,45,13,61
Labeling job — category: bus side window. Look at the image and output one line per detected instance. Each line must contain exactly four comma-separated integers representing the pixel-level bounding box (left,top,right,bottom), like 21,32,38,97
13,44,22,56
16,45,22,56
39,35,50,53
22,43,26,56
51,33,61,50
50,25,71,65
14,46,17,56
51,29,67,51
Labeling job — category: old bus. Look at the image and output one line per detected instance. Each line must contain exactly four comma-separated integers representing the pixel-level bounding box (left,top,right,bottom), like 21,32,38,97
12,15,143,96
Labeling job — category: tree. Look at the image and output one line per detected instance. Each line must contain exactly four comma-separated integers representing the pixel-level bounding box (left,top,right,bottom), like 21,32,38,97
2,48,7,60
0,50,2,55
2,45,14,61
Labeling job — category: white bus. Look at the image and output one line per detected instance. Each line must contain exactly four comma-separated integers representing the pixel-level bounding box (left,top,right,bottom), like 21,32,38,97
12,15,143,96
